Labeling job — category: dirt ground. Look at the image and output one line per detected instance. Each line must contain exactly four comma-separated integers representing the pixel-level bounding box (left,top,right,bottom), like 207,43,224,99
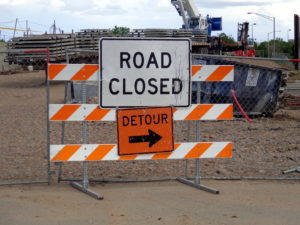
1,181,300,225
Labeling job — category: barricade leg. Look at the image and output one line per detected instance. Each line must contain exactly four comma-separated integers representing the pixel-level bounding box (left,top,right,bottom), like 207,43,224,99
282,167,300,174
177,158,219,194
69,82,103,200
57,82,69,183
177,81,219,194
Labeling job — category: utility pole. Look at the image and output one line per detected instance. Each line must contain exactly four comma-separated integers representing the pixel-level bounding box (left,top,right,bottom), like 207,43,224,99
248,12,276,57
13,18,18,38
287,29,291,42
53,20,56,34
251,23,256,41
26,20,29,37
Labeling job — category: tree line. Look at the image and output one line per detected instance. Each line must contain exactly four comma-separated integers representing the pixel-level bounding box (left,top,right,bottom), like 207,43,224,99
218,32,295,58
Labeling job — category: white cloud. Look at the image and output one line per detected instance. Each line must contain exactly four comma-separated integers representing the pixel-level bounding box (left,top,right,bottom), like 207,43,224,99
0,0,298,41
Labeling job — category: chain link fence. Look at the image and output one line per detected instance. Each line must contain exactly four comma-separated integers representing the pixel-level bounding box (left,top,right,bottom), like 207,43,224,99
0,49,49,185
1,47,299,185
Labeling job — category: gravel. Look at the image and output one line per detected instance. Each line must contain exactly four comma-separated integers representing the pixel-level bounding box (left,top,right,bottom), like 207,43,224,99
0,71,299,184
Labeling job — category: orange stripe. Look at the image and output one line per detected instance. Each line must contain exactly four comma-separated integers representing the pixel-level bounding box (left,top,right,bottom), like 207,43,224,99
51,105,81,121
85,107,110,121
205,66,233,81
119,155,137,160
216,143,232,158
71,65,99,80
185,105,213,120
85,145,115,161
51,145,81,161
48,64,67,80
152,143,180,159
217,105,233,120
184,143,212,158
192,65,202,76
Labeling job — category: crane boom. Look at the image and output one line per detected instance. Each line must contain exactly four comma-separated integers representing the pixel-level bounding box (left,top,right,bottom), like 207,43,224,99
171,0,204,30
171,0,222,35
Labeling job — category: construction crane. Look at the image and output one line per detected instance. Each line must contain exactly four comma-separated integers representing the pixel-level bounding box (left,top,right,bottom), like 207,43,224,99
171,0,222,35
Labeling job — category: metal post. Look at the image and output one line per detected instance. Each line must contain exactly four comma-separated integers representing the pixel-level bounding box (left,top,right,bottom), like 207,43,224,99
185,119,191,178
273,17,276,57
13,18,18,38
267,32,270,58
46,61,51,185
177,81,219,194
69,54,102,200
81,82,89,189
195,81,201,184
57,49,69,183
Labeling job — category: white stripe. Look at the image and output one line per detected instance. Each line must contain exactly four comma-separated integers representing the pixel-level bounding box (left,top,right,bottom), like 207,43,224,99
201,104,227,120
200,142,228,158
136,154,154,160
173,104,197,120
193,65,216,81
101,146,119,160
101,110,116,121
87,71,98,81
49,105,62,119
67,105,95,121
220,67,234,81
68,145,97,161
50,145,64,160
54,64,81,80
168,143,196,159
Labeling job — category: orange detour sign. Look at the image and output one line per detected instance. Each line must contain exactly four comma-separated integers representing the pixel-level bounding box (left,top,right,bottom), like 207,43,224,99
117,107,174,155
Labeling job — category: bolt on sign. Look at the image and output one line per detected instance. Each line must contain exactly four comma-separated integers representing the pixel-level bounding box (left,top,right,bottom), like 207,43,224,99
99,38,191,108
117,107,174,155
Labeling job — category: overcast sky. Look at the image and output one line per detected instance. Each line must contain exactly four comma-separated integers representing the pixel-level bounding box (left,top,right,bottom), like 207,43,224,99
0,0,299,42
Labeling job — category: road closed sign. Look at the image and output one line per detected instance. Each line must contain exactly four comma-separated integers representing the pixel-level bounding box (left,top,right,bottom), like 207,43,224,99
117,107,174,155
99,38,191,108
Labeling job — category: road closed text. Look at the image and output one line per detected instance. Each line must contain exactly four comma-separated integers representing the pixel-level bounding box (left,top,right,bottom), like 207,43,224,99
100,38,190,108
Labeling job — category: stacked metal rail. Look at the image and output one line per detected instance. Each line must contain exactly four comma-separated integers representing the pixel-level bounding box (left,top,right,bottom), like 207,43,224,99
7,34,77,64
6,28,211,64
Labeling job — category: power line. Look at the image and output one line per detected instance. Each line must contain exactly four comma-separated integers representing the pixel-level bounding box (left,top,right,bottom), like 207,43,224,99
28,20,49,28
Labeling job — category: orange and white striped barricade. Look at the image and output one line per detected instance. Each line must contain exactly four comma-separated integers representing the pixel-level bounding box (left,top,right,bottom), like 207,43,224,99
49,104,233,121
50,142,232,162
47,62,234,198
48,64,234,82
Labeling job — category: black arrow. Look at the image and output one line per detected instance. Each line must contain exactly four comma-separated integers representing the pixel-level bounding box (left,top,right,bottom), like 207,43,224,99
129,129,162,147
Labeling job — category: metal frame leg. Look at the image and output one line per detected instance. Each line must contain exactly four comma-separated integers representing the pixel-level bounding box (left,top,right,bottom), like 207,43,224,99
177,80,219,195
283,167,300,174
176,177,219,194
70,181,103,200
69,81,103,200
177,159,219,194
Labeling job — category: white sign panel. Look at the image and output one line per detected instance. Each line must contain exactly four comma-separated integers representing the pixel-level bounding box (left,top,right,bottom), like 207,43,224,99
99,38,191,108
246,68,260,87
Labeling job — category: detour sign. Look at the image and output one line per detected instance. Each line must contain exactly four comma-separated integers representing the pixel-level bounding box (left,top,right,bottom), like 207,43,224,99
117,107,174,155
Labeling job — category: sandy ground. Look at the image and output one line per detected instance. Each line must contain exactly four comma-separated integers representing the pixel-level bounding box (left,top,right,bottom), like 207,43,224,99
0,71,300,183
1,181,300,225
